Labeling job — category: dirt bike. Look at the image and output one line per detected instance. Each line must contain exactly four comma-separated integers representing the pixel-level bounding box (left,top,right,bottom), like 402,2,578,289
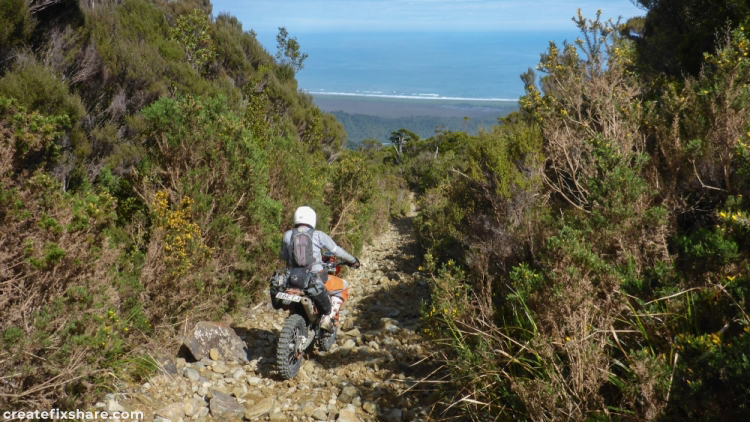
270,253,355,379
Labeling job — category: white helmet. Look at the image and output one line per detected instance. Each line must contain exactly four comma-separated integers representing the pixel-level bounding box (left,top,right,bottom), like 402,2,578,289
294,206,316,228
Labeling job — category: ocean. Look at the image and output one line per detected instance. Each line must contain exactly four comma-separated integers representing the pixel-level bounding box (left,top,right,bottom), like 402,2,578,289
257,30,585,102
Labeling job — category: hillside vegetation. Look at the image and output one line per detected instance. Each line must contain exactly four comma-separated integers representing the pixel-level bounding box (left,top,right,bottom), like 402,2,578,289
0,0,407,410
330,111,500,146
5,0,750,419
393,3,750,420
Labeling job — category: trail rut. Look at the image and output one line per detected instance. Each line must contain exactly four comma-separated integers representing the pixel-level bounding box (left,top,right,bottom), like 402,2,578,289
99,212,441,421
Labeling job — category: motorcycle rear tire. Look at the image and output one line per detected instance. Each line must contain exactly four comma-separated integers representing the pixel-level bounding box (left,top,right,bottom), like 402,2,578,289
277,314,307,380
318,325,337,352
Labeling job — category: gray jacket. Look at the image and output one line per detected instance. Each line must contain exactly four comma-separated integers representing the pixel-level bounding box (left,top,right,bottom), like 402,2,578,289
280,226,356,273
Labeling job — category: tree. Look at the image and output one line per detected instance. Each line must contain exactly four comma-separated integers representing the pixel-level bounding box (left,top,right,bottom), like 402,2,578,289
389,128,418,163
169,10,217,76
358,139,383,151
631,0,750,76
275,27,308,73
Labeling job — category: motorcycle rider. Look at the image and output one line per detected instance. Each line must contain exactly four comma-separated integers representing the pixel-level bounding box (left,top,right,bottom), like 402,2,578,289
280,206,360,331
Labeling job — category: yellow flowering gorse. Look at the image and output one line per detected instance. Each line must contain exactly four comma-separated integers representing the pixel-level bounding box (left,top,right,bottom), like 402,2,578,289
152,190,213,279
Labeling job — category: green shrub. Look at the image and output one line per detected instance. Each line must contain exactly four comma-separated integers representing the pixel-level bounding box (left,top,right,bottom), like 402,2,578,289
0,0,35,62
0,61,85,122
38,213,63,235
2,326,24,347
668,329,750,420
0,97,70,177
674,228,740,274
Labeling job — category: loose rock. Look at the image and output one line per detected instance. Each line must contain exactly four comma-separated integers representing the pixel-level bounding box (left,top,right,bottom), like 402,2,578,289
192,407,209,420
211,361,230,374
155,402,185,420
244,397,276,420
184,397,206,417
388,408,404,422
208,389,244,420
339,339,356,356
302,403,316,417
106,400,125,413
183,368,200,382
311,408,328,420
157,356,179,375
338,407,359,422
338,385,360,404
345,328,361,337
363,401,379,415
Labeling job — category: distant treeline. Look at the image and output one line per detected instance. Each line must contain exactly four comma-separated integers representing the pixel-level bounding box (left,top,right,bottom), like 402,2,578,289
331,111,506,146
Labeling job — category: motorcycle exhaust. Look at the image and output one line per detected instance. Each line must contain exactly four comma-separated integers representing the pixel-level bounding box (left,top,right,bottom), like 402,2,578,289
300,297,317,322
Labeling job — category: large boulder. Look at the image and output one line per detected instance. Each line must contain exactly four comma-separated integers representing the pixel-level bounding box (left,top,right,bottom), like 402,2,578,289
182,321,248,362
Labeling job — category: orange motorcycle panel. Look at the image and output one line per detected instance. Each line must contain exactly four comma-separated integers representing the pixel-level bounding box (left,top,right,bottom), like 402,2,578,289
324,276,349,301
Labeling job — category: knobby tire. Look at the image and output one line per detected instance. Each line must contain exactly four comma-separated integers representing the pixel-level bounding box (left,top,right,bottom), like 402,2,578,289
276,313,307,380
318,325,337,352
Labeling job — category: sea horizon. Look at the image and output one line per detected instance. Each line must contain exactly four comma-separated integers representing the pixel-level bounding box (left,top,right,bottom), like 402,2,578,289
307,91,520,102
256,30,586,102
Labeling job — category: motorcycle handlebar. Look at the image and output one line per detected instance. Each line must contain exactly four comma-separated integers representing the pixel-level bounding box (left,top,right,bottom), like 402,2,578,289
321,261,359,271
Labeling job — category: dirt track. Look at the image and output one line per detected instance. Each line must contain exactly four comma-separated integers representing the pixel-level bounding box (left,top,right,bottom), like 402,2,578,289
100,209,443,421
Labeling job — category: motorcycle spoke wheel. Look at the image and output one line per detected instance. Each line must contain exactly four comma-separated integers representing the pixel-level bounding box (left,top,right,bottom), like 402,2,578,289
276,314,307,380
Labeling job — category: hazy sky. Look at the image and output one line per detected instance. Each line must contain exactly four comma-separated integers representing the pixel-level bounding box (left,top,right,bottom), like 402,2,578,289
210,0,645,34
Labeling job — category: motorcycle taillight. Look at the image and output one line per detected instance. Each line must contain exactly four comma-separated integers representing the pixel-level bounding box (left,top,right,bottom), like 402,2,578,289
335,265,341,276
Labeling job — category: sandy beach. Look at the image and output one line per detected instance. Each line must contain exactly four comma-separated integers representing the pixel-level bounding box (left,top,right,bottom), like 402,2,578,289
311,94,519,119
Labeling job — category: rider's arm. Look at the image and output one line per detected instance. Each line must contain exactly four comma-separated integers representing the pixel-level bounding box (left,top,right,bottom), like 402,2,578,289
317,231,356,264
279,230,292,262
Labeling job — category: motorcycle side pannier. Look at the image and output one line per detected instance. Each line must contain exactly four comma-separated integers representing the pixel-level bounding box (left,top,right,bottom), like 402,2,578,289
305,278,332,315
269,271,288,309
288,267,310,289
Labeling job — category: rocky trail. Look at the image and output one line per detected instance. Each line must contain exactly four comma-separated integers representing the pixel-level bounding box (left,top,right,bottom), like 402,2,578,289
96,213,442,421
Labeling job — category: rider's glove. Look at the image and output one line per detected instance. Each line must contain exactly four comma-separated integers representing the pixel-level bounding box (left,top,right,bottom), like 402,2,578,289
350,258,361,269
